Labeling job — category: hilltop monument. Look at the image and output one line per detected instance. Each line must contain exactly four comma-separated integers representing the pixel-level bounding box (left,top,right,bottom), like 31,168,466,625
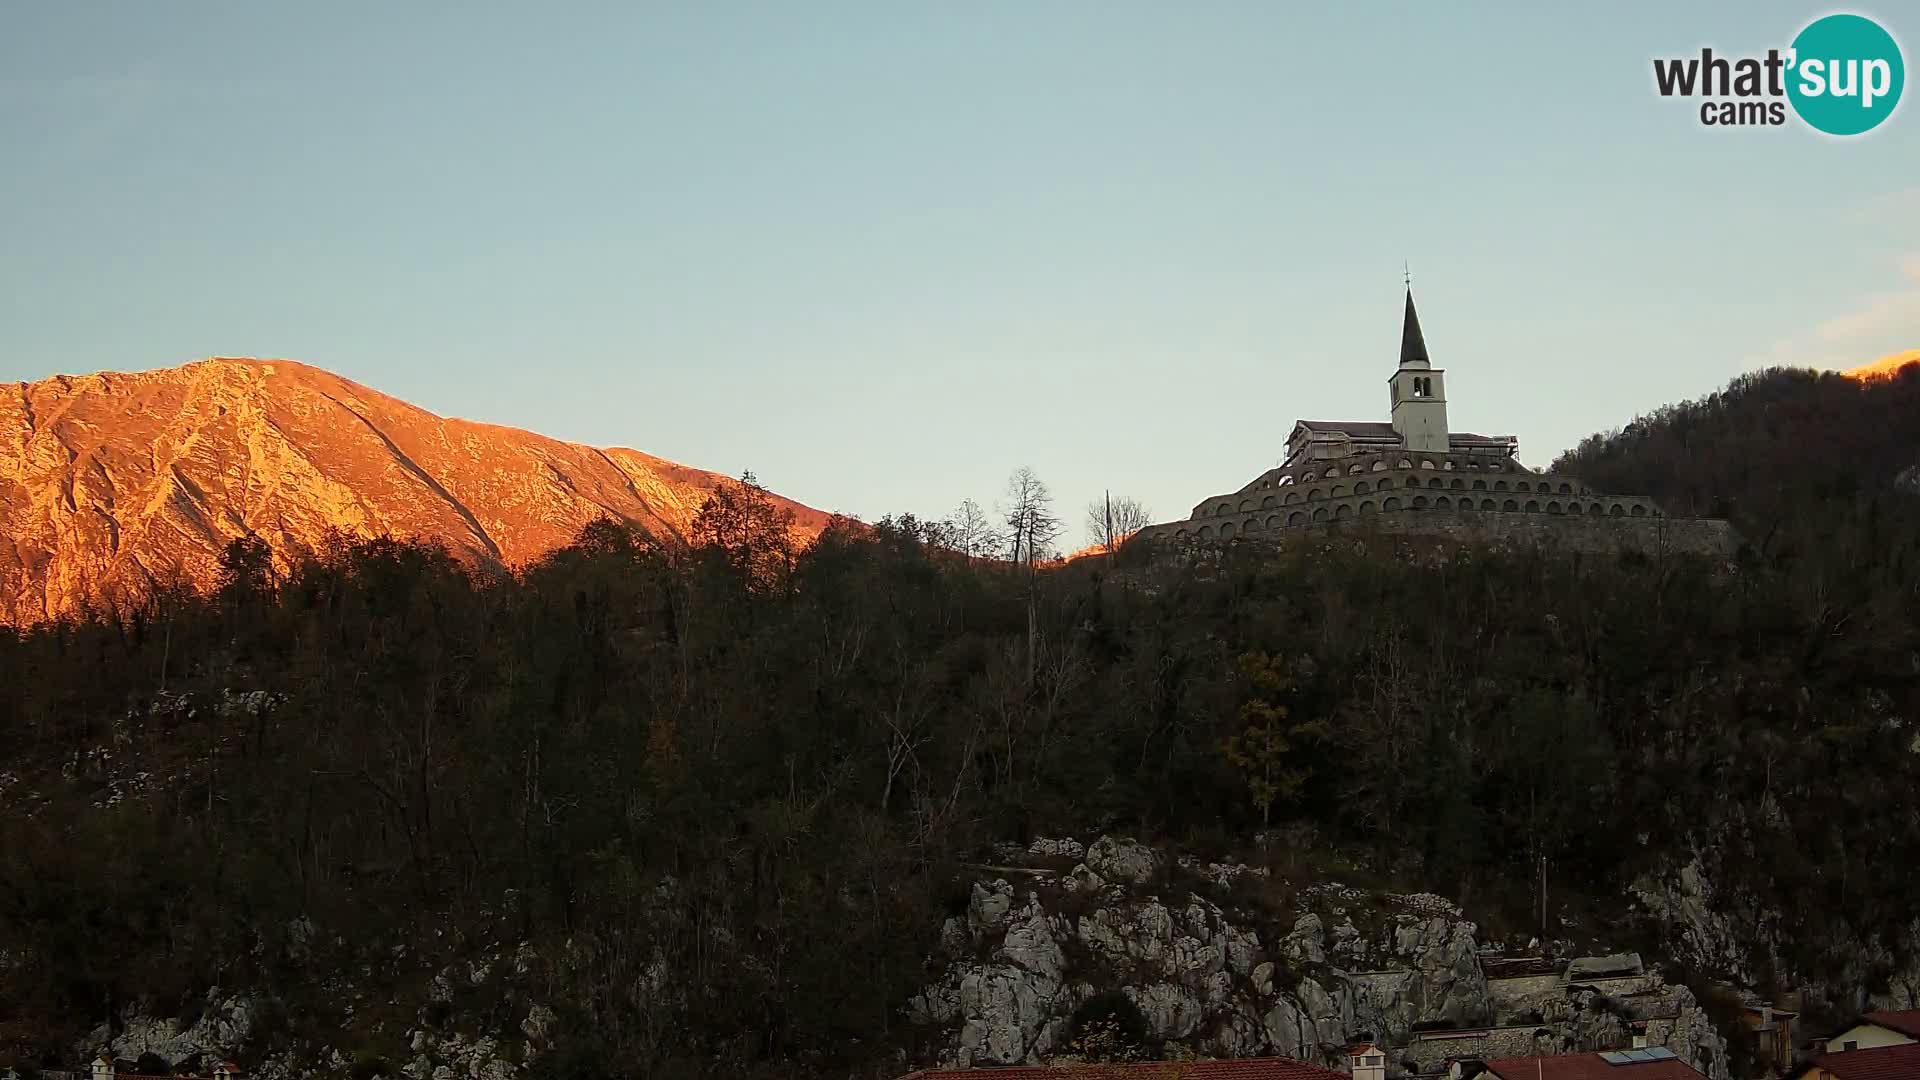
1133,288,1735,555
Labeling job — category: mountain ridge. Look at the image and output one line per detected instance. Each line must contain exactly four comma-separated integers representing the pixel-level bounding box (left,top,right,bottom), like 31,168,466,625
0,356,835,624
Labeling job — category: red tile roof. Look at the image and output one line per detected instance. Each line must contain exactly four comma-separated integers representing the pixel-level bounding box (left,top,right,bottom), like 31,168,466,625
897,1057,1348,1080
1802,1042,1920,1079
1483,1053,1705,1080
1861,1009,1920,1038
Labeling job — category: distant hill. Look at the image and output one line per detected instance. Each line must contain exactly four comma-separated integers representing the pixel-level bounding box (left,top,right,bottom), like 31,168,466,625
1552,362,1920,541
1846,349,1920,380
0,358,834,624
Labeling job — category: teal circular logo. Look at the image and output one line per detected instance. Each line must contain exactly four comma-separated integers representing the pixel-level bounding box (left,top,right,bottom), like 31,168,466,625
1786,14,1905,135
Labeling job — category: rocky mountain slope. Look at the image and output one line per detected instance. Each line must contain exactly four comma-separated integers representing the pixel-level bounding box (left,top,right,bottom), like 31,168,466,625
0,358,834,624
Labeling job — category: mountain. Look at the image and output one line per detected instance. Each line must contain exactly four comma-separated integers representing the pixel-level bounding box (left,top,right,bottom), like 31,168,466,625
1846,348,1920,380
0,357,835,624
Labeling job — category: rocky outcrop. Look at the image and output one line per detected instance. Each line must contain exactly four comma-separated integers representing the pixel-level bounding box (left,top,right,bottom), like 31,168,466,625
82,990,255,1069
1633,853,1920,1016
912,836,1730,1078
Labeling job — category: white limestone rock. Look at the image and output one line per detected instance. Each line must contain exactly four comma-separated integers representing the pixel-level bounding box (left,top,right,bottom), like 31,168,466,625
1085,836,1162,885
1028,837,1086,860
968,879,1015,936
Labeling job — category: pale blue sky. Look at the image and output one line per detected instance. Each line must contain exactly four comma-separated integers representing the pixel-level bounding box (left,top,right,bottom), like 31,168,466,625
4,2,1917,535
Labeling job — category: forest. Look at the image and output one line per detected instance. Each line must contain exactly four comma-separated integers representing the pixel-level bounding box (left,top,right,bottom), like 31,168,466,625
1,365,1917,1079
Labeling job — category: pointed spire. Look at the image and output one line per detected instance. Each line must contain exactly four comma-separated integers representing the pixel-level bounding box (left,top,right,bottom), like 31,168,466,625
1399,287,1431,369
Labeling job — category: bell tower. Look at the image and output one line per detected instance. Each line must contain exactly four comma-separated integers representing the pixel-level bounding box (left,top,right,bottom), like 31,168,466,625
1388,287,1449,453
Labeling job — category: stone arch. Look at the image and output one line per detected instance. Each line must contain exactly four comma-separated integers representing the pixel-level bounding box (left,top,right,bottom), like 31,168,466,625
1588,503,1603,515
1244,517,1261,531
1443,460,1455,470
1609,504,1625,516
1473,478,1487,490
1288,512,1306,526
1311,507,1328,522
1349,464,1364,475
1217,502,1232,515
1547,501,1562,514
1482,499,1497,511
1436,496,1452,509
1427,477,1443,489
1559,483,1573,494
1412,495,1429,509
1451,478,1465,489
1278,475,1294,485
1383,497,1402,511
1360,500,1376,514
1284,491,1300,505
1261,495,1277,509
1175,528,1189,539
1458,498,1474,511
1241,499,1255,512
1525,500,1541,512
1309,488,1323,501
1396,458,1412,468
1332,484,1348,497
1420,459,1436,470
1371,460,1389,471
1631,504,1647,517
1221,521,1236,537
1503,499,1519,511
1199,525,1216,538
1495,480,1509,491
1267,514,1282,529
1334,503,1352,519
1355,480,1371,495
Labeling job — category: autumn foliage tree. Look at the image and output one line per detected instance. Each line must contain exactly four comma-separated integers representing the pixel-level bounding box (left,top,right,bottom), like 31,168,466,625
689,470,798,592
1223,651,1330,826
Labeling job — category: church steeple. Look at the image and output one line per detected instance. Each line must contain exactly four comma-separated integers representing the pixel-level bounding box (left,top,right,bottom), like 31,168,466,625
1399,287,1431,369
1388,285,1449,453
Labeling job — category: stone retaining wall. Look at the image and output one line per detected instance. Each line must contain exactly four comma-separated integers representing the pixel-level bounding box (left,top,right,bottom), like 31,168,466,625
1143,509,1737,558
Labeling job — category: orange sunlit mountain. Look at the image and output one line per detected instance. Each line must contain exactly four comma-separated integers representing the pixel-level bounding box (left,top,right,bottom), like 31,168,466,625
0,358,835,625
1846,350,1920,380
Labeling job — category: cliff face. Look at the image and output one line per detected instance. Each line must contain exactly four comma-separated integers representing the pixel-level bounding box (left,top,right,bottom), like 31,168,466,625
909,837,1730,1079
0,358,834,624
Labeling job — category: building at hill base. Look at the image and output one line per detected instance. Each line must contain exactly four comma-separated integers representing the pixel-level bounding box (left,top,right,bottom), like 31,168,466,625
1131,290,1735,558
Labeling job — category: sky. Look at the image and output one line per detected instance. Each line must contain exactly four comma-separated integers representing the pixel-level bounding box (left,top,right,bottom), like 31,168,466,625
3,2,1917,539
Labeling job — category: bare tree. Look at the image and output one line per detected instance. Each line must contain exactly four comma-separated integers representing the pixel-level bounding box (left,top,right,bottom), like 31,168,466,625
1000,467,1061,685
1084,492,1152,556
940,498,1002,559
1001,466,1061,568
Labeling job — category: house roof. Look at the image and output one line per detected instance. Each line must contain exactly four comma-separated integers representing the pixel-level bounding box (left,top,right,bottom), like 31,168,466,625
1796,1042,1920,1079
897,1057,1348,1080
1482,1052,1705,1080
1860,1009,1920,1038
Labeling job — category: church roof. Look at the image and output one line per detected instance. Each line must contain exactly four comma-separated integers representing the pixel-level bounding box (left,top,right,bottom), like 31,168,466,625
1291,420,1514,448
1296,420,1397,437
1400,288,1431,369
